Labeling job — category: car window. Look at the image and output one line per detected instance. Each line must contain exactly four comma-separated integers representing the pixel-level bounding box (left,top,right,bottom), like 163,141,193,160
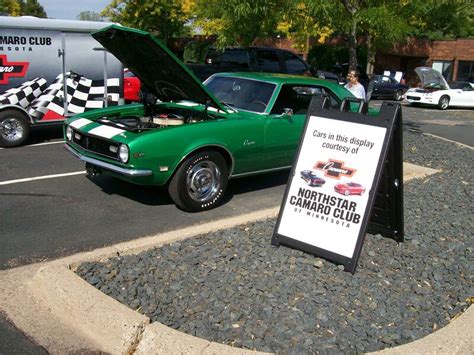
256,50,281,73
449,82,473,90
205,76,276,113
321,88,342,109
271,85,323,115
270,85,342,115
206,48,221,64
221,50,250,68
282,52,308,75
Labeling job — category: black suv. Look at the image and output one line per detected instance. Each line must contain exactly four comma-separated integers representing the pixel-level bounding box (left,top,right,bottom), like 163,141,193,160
187,47,321,81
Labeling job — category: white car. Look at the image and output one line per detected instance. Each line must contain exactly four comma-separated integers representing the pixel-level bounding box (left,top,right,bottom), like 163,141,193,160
405,67,474,110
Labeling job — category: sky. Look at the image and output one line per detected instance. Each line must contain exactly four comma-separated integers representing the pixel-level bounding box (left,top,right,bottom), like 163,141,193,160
40,0,111,20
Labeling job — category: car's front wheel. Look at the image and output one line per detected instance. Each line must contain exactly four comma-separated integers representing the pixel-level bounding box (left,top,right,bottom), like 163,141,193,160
438,95,450,110
168,151,229,212
0,110,30,148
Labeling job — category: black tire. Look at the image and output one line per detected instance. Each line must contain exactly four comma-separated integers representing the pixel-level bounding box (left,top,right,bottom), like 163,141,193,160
168,151,229,212
344,190,350,196
0,110,30,147
438,95,449,110
394,90,404,101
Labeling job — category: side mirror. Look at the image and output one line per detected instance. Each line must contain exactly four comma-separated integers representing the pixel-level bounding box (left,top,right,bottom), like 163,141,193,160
272,108,294,119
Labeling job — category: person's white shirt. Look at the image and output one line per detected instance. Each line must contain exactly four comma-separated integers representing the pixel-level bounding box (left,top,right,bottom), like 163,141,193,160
344,82,366,100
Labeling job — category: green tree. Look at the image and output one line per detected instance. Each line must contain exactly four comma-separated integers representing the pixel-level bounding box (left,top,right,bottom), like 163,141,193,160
21,0,47,17
193,0,288,48
359,3,410,75
0,0,21,15
405,0,474,39
304,1,412,74
101,0,192,45
331,0,473,73
277,1,336,55
77,11,104,21
0,0,47,17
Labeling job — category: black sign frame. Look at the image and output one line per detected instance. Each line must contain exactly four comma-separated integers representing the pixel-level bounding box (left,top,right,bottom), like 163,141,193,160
272,95,403,273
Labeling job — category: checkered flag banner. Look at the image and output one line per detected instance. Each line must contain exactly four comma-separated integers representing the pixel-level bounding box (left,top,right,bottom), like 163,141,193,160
29,72,120,121
0,78,47,108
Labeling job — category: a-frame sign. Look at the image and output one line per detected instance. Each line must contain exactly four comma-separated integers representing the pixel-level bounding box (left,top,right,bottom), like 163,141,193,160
272,95,403,273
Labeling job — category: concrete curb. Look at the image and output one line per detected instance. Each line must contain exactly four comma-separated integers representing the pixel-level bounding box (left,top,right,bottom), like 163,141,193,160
373,306,474,354
0,207,280,354
28,266,150,354
2,162,471,354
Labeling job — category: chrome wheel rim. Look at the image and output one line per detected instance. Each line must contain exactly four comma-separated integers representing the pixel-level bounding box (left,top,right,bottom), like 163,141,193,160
0,118,24,142
186,160,221,202
441,97,449,109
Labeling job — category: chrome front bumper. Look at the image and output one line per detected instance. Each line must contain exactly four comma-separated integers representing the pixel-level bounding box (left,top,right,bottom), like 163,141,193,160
64,144,153,177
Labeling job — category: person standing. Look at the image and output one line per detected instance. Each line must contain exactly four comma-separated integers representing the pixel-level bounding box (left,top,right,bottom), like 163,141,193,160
344,69,366,100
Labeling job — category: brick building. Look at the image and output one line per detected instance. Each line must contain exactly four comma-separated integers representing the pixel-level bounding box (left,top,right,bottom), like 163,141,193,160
375,38,474,84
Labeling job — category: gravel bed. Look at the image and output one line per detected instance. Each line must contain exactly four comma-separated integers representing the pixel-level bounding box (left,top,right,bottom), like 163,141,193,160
76,130,473,353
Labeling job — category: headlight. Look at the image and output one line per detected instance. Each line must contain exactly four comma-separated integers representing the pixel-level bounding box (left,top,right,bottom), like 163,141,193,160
66,125,73,141
118,144,129,163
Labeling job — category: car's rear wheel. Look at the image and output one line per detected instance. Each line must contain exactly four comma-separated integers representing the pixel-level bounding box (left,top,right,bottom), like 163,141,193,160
168,151,229,212
438,95,450,110
394,90,404,101
0,110,30,148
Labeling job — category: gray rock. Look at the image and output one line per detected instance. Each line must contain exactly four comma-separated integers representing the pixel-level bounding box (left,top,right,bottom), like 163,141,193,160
76,131,472,354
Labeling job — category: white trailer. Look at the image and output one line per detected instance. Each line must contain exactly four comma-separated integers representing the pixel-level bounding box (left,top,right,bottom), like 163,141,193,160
0,16,124,147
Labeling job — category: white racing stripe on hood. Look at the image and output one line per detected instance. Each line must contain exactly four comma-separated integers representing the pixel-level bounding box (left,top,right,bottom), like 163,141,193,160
88,125,125,139
70,118,93,129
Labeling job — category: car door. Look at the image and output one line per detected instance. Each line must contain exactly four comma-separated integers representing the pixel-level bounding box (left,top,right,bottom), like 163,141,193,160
378,76,393,97
456,84,474,106
263,85,324,169
281,51,310,75
254,49,282,73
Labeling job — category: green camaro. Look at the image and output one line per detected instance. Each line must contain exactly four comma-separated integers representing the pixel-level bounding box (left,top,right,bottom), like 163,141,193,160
64,25,354,212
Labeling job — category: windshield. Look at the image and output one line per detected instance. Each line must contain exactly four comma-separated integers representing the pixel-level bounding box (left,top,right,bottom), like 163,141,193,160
205,76,276,113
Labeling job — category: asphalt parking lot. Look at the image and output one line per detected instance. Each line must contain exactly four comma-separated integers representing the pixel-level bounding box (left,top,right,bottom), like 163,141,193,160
0,126,289,269
0,101,472,270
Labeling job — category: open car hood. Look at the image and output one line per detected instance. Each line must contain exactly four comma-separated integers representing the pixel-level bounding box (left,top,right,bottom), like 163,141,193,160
415,67,450,90
93,25,226,111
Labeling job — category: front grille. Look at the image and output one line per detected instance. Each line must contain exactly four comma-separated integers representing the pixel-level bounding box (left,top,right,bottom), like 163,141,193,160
72,130,119,160
406,96,420,101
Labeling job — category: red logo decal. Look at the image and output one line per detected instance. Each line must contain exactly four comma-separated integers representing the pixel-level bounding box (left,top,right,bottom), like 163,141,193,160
314,159,356,180
0,55,29,85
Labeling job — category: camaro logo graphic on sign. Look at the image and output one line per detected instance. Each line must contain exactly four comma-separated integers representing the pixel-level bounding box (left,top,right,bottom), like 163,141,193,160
0,55,29,85
314,159,356,179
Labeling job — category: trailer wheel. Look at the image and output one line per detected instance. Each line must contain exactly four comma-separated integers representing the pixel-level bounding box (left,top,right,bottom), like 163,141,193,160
0,110,30,148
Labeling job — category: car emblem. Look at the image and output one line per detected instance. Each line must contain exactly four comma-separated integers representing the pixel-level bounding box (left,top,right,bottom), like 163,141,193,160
0,55,29,85
314,159,356,179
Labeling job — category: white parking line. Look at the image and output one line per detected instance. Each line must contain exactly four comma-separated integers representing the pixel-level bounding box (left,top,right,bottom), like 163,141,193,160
0,140,64,150
0,171,85,186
